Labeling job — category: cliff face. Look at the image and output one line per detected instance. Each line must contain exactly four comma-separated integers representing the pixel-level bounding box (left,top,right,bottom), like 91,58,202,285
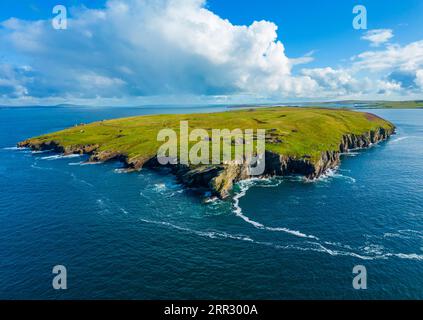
176,126,394,198
19,126,394,199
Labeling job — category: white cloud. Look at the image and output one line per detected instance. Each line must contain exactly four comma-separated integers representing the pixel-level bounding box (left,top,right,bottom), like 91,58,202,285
361,29,394,47
301,67,403,97
416,70,423,88
0,0,421,104
353,41,423,72
0,0,318,101
302,67,356,93
0,64,31,98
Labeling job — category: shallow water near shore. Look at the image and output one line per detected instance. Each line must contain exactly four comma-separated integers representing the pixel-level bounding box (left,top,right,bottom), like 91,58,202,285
0,106,422,299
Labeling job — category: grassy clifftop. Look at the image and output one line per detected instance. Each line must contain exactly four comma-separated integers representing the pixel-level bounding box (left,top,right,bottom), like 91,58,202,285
19,107,394,166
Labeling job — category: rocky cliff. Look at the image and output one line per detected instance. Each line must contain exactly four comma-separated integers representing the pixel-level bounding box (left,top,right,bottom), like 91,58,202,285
160,126,395,198
18,122,395,199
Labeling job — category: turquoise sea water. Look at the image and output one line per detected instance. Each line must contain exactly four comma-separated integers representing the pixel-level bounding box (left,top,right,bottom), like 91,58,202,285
0,106,422,299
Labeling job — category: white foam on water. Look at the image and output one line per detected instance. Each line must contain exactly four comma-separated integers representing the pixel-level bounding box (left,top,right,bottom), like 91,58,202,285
30,162,54,171
335,174,356,183
3,146,25,150
399,229,423,235
80,161,102,165
229,178,423,261
340,152,360,157
139,218,255,243
120,208,129,215
316,167,356,184
153,183,167,192
363,244,385,255
323,241,354,250
302,242,384,260
232,179,320,240
70,172,94,187
41,154,82,160
383,232,408,239
139,216,423,261
68,161,84,166
138,215,423,261
388,253,423,261
391,136,410,144
68,161,102,166
204,197,220,204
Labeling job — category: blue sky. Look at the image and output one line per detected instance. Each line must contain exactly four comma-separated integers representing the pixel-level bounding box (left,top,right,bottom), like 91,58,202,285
1,0,423,105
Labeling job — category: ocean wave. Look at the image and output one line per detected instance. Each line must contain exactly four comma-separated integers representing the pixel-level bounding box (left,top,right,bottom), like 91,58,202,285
139,191,152,201
3,146,31,153
68,161,84,166
230,179,423,261
70,173,94,187
390,136,411,144
139,218,255,243
150,181,183,196
363,244,385,255
317,168,356,183
41,154,82,160
138,216,423,261
233,179,320,240
204,196,220,204
120,208,129,215
96,198,111,214
80,161,101,165
365,229,423,241
30,164,54,171
2,146,26,150
68,160,101,166
387,253,423,261
153,183,167,193
340,151,360,157
398,229,423,235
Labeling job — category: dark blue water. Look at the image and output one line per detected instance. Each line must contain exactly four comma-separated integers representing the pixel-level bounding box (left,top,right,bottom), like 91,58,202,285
0,106,422,299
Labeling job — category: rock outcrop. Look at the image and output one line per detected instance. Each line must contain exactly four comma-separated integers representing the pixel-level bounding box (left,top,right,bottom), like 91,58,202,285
196,126,394,198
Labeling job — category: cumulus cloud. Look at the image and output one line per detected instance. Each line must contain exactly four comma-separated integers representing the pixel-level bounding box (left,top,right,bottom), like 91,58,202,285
0,64,32,98
416,70,423,88
349,40,423,92
301,66,403,97
301,67,358,94
353,41,423,72
0,0,319,101
0,0,421,104
361,29,394,47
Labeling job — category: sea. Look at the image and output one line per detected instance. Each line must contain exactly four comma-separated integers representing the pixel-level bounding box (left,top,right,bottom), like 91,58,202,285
0,105,422,299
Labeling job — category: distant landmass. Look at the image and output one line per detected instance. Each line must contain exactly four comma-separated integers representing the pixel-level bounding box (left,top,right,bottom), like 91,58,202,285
228,100,423,109
1,100,423,109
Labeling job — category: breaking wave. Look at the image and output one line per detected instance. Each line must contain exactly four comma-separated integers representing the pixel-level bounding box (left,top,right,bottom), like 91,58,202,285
318,168,356,183
138,216,423,261
41,154,82,160
233,179,320,240
391,136,411,143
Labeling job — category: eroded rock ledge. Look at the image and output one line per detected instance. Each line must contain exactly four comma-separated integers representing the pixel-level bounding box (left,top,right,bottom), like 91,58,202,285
18,126,394,199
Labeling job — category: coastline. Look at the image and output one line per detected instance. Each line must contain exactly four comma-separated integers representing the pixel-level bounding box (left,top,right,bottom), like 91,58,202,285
17,108,395,199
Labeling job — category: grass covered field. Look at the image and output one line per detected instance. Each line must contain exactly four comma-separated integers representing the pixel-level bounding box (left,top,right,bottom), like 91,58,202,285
21,107,395,165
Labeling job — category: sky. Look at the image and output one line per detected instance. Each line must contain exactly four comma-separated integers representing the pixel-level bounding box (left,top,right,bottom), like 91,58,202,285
0,0,423,106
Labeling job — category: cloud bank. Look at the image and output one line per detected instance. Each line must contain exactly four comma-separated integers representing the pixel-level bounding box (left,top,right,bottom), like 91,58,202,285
0,0,422,105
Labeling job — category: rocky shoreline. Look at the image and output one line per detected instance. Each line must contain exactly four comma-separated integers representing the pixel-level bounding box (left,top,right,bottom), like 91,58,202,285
18,125,395,199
